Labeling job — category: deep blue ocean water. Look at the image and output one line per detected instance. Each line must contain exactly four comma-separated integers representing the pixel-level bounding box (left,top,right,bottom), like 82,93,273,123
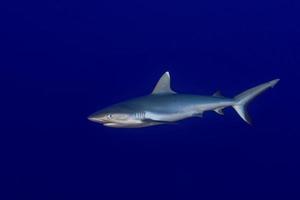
1,0,300,199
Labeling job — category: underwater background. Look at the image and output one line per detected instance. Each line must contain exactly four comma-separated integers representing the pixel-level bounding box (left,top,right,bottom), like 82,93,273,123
1,0,300,199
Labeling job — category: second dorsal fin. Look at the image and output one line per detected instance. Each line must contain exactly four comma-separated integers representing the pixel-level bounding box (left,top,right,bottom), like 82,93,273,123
152,71,176,94
213,90,223,97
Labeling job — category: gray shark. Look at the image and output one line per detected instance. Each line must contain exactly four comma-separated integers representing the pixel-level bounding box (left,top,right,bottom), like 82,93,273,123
88,72,279,128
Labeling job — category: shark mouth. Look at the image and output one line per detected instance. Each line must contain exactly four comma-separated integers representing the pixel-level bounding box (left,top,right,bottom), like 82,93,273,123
103,123,120,127
102,122,154,128
102,122,135,128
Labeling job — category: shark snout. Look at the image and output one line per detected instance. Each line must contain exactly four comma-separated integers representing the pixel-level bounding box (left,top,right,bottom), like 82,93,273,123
88,113,106,123
88,116,99,122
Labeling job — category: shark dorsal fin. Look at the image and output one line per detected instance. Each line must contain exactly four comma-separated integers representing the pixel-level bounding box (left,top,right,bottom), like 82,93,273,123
152,71,176,94
213,90,223,97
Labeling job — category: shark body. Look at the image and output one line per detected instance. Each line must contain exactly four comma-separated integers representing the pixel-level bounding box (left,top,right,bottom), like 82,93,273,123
88,72,279,128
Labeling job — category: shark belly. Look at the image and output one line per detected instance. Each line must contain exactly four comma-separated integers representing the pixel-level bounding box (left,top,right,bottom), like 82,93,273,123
144,110,194,122
141,95,234,122
142,100,201,122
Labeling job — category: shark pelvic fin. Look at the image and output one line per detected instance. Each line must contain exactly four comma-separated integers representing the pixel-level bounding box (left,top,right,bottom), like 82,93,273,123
152,71,176,94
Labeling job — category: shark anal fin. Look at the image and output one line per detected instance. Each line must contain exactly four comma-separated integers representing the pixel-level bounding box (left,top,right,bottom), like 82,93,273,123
214,107,225,115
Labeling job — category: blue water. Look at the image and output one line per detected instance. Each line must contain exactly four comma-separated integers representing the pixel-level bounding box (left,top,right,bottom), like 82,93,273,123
1,0,299,199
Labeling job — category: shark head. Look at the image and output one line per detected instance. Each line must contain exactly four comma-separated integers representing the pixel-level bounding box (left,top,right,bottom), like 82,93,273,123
88,104,140,127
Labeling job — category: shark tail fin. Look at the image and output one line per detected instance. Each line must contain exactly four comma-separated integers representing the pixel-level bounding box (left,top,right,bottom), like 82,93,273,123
232,79,280,124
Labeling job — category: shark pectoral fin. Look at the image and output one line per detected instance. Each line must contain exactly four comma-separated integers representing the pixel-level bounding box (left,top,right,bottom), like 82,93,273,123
214,107,225,115
142,118,177,125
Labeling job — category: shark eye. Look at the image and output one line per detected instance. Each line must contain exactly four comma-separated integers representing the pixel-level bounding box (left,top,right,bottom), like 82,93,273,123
107,114,113,119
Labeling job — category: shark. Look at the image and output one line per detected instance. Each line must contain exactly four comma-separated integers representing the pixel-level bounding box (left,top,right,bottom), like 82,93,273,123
88,72,279,128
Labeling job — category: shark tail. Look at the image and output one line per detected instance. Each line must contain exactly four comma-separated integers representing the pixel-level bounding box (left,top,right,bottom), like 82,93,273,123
232,79,280,124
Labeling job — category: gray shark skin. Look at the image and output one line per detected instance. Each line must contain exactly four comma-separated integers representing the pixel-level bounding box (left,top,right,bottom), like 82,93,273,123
88,72,279,128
